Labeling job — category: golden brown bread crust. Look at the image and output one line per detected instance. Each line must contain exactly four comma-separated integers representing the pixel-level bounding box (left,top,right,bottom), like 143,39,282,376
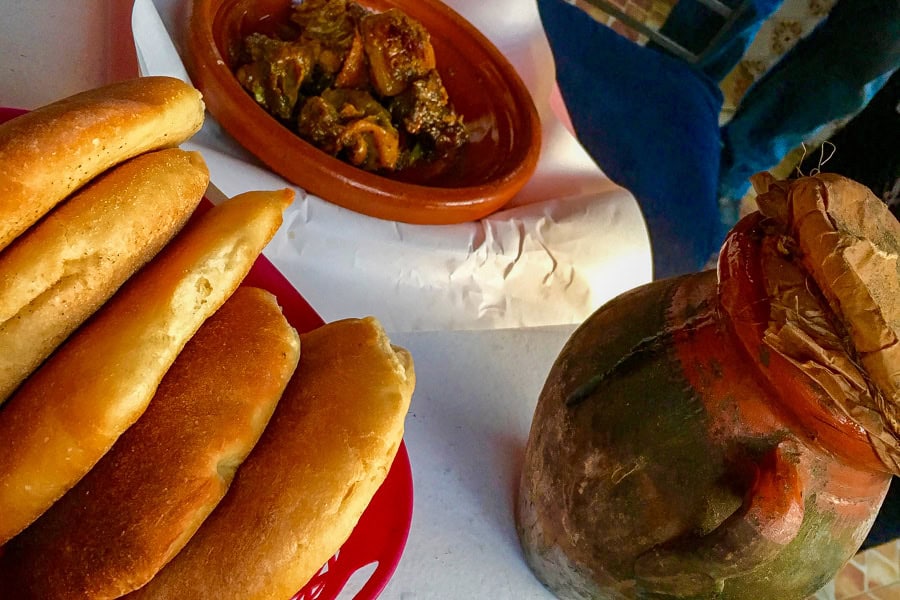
0,148,209,405
127,317,414,600
0,188,294,544
0,286,301,600
0,76,205,251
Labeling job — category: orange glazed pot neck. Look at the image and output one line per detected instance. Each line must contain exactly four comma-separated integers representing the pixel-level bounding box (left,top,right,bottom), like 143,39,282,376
717,212,889,474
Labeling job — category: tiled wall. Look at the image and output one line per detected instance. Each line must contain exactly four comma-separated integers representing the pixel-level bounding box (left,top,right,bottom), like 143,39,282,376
809,541,900,600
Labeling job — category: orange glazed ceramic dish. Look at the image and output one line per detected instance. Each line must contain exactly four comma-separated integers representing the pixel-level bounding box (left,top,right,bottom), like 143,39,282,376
186,0,542,224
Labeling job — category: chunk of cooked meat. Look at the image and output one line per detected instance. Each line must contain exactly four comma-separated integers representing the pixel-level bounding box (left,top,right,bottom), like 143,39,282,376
290,0,358,50
235,0,468,172
236,33,315,119
334,29,369,89
295,95,343,155
291,0,368,78
361,9,436,97
298,88,401,170
390,71,468,156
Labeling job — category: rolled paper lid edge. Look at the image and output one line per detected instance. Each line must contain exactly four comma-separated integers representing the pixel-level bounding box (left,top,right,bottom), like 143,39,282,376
753,172,900,473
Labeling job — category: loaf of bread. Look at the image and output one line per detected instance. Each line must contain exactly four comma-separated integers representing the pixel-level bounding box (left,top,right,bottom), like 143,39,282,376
0,148,209,404
0,188,294,544
126,317,415,599
0,286,300,599
0,76,205,251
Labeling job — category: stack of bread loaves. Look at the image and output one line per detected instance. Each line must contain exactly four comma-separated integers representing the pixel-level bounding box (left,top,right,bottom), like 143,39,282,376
0,76,415,599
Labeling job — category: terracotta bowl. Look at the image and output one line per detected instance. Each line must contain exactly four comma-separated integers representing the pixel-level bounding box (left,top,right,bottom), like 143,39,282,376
186,0,542,224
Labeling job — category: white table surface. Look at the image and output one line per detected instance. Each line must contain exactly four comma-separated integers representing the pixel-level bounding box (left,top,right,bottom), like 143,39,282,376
0,1,604,597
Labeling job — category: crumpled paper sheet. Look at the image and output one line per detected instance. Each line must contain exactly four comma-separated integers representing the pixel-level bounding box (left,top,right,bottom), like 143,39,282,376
755,173,900,474
133,0,652,332
791,175,900,474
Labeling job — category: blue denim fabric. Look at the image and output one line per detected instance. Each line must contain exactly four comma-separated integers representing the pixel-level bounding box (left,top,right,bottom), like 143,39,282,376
538,0,725,278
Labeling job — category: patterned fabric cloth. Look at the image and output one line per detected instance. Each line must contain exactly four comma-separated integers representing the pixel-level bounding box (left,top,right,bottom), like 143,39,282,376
572,0,898,223
719,0,839,122
717,0,899,220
